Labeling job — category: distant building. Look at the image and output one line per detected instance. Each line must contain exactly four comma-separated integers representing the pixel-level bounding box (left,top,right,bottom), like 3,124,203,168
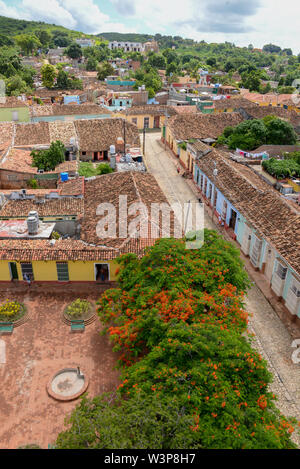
143,41,159,53
108,41,144,53
75,38,95,48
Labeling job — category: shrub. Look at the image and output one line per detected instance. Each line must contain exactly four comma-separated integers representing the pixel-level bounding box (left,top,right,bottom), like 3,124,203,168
262,158,300,179
27,178,39,189
65,299,91,319
0,300,25,321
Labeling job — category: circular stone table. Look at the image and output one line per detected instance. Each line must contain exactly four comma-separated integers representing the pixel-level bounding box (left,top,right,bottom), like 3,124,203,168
47,367,89,402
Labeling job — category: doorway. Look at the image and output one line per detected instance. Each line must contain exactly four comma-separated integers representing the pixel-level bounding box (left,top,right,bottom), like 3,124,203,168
154,116,160,128
229,209,237,231
95,264,109,282
9,262,18,281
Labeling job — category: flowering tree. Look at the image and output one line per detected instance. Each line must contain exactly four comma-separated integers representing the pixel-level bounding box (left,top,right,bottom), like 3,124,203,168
56,232,298,449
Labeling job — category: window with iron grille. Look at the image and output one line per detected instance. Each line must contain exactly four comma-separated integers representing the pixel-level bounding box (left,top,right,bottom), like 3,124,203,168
56,262,69,282
276,263,287,280
21,263,34,281
291,278,300,297
144,117,150,129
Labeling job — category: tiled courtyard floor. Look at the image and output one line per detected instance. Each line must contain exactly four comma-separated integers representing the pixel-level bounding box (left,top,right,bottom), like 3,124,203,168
0,284,121,449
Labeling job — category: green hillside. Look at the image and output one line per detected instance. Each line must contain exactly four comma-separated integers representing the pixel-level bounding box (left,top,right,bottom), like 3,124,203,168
98,32,153,43
0,15,88,39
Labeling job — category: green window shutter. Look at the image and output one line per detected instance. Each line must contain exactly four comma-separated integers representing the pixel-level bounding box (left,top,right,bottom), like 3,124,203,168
56,262,69,282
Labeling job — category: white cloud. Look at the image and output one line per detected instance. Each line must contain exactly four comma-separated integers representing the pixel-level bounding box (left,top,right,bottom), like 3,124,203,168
0,0,133,35
0,0,25,19
22,0,77,29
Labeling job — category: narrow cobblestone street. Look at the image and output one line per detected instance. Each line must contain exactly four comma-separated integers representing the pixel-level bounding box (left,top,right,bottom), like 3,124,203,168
144,132,300,445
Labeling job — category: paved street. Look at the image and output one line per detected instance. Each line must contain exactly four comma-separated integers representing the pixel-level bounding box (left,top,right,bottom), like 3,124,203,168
144,132,300,444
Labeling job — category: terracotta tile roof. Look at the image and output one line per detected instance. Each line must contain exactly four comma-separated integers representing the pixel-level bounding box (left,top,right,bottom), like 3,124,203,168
172,106,199,115
240,89,300,107
0,97,29,108
48,121,77,146
81,171,176,248
30,105,53,117
188,140,212,153
14,122,50,146
33,89,84,98
0,122,14,146
196,149,300,274
168,113,243,141
75,118,140,152
51,104,109,116
0,238,158,261
250,145,300,157
58,177,85,196
121,105,177,117
0,148,78,174
0,198,84,218
243,106,300,128
214,97,257,110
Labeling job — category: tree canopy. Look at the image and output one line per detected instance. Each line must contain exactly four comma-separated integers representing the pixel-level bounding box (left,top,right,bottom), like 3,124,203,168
218,116,297,151
31,140,66,172
55,234,298,449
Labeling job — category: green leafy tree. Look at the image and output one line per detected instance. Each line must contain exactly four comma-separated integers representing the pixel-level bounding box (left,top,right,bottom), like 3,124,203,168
53,35,72,48
241,71,262,92
41,64,57,88
31,140,65,172
0,47,21,77
148,54,166,69
263,116,297,145
15,33,41,55
97,62,115,81
35,30,51,47
86,57,98,71
262,158,300,179
65,43,82,59
55,235,298,449
0,34,14,47
56,70,69,89
5,75,31,96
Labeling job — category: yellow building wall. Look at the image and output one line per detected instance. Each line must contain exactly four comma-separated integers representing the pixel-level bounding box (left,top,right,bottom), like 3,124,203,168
287,180,300,192
0,259,119,282
179,148,189,168
165,126,178,155
0,261,12,281
116,113,164,130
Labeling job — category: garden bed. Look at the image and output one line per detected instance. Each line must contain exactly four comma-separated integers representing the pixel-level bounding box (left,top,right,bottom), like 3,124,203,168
63,299,95,324
0,300,27,324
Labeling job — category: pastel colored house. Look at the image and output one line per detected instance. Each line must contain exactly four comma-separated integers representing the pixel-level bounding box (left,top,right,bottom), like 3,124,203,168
119,105,177,131
0,172,174,286
193,147,300,324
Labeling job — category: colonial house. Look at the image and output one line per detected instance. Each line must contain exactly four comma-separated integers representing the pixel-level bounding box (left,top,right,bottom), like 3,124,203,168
162,112,243,157
193,147,300,324
0,172,175,285
118,105,177,130
74,118,140,161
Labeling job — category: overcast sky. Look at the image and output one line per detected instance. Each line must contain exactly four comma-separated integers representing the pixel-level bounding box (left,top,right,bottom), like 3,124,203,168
1,0,299,54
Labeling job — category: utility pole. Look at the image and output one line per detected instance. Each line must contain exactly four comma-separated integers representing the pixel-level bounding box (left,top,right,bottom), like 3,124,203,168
143,124,146,156
211,162,218,221
123,118,126,154
164,108,169,151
